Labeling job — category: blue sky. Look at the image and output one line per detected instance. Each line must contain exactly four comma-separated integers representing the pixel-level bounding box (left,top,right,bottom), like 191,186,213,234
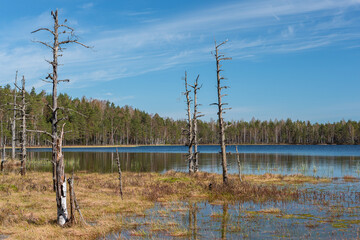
0,0,360,122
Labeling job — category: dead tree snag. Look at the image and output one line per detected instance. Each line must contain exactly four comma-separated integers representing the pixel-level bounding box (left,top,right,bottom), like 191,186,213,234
212,40,232,184
32,9,90,226
189,75,203,173
183,71,194,173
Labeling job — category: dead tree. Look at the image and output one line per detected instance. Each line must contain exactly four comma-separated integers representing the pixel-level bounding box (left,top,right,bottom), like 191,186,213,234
67,172,87,226
1,143,4,172
32,9,90,226
13,76,28,175
235,146,242,182
55,123,68,225
67,176,77,225
115,148,123,199
212,40,232,184
19,76,27,175
183,71,194,173
11,71,18,160
0,115,5,171
189,75,203,173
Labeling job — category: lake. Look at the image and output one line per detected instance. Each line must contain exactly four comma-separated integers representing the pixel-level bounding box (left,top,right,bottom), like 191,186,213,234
25,145,360,239
27,145,360,177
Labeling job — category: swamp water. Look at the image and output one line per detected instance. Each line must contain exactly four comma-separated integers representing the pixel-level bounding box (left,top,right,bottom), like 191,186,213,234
25,145,360,239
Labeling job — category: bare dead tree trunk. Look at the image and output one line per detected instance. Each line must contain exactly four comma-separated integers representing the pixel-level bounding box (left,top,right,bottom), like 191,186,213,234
1,117,5,172
67,176,77,225
184,71,194,173
115,148,123,199
1,143,4,172
56,123,68,225
32,9,90,226
11,71,18,160
189,75,203,173
67,173,87,226
19,76,27,176
235,146,242,182
213,40,232,184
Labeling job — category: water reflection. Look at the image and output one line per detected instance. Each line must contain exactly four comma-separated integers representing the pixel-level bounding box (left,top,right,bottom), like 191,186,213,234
27,151,360,178
114,181,360,240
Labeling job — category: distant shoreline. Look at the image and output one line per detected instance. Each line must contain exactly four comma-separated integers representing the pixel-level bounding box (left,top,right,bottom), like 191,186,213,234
3,143,352,149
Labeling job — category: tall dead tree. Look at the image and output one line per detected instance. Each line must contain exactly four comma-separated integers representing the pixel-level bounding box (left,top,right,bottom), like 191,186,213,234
0,114,5,172
212,40,231,184
189,75,203,173
11,71,18,160
32,9,90,226
115,148,123,199
18,76,27,176
184,71,194,173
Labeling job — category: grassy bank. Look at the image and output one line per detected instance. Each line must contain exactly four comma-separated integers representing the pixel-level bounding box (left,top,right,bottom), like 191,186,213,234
0,171,331,239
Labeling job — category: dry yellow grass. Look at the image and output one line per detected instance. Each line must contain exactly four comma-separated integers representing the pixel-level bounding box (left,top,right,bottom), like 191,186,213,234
0,170,331,239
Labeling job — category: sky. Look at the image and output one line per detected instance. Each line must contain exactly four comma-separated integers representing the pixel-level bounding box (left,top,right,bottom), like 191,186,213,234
0,0,360,123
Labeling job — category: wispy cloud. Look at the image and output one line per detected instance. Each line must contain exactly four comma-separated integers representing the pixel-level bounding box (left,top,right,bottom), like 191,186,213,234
80,3,94,10
124,10,154,16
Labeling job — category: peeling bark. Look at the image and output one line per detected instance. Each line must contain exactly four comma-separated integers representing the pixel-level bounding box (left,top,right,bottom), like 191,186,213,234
56,124,68,226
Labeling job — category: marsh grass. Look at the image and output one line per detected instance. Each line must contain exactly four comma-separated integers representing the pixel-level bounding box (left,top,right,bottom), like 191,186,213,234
0,170,333,239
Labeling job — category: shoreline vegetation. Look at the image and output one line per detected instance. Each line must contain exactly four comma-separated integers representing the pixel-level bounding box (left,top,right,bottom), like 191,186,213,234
2,142,355,150
1,85,360,147
0,170,336,239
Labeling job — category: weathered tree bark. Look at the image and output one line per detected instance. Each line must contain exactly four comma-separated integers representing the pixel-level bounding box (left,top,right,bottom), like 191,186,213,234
189,75,203,173
184,72,194,173
11,71,18,160
235,146,242,182
32,9,90,226
67,176,77,225
67,173,87,225
213,40,232,184
56,123,68,225
115,148,123,199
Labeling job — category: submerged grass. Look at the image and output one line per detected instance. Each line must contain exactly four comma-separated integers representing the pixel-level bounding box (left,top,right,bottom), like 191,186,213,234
0,170,332,239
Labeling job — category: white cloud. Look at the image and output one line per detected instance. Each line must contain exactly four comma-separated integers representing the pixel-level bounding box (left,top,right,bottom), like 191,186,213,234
80,3,94,9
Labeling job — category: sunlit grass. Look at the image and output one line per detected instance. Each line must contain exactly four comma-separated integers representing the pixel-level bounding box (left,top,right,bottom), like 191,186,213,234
0,170,335,239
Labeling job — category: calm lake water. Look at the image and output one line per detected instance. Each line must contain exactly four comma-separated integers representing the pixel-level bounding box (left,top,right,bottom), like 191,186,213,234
27,145,360,177
25,145,360,239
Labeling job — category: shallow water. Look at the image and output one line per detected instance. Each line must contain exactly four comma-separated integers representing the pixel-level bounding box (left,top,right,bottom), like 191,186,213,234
103,180,360,239
26,145,360,178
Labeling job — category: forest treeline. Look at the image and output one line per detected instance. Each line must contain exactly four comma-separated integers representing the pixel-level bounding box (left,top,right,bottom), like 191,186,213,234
0,84,359,146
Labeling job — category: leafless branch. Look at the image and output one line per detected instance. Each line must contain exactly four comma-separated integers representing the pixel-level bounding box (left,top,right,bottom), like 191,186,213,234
31,28,55,36
27,129,52,138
